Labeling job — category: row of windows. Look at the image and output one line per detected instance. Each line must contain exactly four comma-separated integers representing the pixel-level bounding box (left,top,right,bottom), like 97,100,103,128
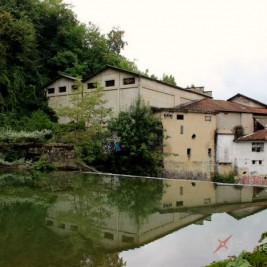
104,232,134,243
47,77,136,94
164,113,212,121
47,86,68,94
88,77,135,89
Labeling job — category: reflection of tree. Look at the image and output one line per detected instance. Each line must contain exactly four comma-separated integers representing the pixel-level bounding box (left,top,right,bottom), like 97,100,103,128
107,176,164,225
0,172,126,267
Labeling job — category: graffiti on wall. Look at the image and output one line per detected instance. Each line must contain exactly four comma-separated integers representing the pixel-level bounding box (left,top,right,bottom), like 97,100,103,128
238,175,267,186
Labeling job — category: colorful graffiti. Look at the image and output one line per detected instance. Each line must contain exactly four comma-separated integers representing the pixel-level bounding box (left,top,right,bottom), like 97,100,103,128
238,175,267,186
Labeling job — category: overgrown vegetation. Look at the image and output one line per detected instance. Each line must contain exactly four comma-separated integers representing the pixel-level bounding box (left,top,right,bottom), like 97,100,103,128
211,172,236,183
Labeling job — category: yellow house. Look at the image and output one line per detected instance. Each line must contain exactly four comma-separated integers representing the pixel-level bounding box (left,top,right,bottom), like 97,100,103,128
155,107,216,179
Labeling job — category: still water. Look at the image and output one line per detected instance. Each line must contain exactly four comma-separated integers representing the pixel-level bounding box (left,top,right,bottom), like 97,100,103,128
0,170,267,267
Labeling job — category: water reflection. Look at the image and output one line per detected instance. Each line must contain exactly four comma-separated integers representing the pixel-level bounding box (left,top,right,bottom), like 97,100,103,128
0,171,267,267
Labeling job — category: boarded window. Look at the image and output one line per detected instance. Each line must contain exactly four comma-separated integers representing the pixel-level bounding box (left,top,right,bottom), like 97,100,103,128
123,77,135,85
177,114,184,120
59,86,66,93
180,186,183,195
105,80,115,87
47,88,55,94
180,125,184,134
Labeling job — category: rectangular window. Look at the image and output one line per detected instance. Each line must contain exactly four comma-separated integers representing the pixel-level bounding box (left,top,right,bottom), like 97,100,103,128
123,77,135,85
180,186,183,195
180,125,184,134
252,160,256,165
205,116,211,121
104,232,114,240
252,142,264,152
58,223,65,229
87,82,97,89
47,88,55,94
208,148,212,157
59,86,66,93
187,148,191,156
177,114,184,120
105,80,115,87
176,201,183,207
122,235,134,243
259,160,263,165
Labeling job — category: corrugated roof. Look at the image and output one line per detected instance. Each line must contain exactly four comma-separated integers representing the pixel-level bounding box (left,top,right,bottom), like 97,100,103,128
237,129,267,142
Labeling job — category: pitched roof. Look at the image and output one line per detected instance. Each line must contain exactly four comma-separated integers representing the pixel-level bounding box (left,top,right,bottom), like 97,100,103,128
44,73,78,88
175,99,255,113
237,129,267,142
83,65,212,98
228,93,267,108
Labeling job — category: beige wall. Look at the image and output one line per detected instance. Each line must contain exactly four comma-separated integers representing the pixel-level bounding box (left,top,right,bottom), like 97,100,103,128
160,180,216,208
160,111,216,178
47,68,210,119
216,112,253,135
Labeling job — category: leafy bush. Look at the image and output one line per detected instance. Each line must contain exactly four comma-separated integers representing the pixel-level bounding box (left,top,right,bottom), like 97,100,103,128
211,172,236,183
0,128,52,143
32,158,57,171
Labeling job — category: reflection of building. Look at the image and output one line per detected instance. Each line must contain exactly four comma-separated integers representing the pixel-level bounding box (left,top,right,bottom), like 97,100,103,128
45,176,267,251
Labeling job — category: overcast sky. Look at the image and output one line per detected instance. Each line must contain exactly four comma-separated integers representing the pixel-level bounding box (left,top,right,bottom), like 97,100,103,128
63,0,267,102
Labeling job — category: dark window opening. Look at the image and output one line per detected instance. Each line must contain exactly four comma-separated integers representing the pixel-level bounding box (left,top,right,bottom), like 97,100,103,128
59,86,66,93
87,82,97,89
123,77,135,85
176,201,183,207
104,232,114,240
122,235,134,243
105,80,115,87
252,142,264,152
164,113,173,119
259,160,263,165
187,148,191,156
58,223,65,229
72,84,78,90
46,220,54,226
177,114,184,120
180,125,184,134
208,148,212,157
252,160,256,165
47,88,55,94
180,186,183,195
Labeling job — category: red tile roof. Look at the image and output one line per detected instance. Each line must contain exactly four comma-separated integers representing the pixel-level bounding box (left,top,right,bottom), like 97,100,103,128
176,99,267,114
237,129,267,142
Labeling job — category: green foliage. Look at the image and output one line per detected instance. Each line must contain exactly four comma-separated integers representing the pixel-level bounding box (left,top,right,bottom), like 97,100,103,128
32,158,57,171
211,172,236,183
108,97,164,177
162,73,177,85
0,0,138,120
0,128,52,143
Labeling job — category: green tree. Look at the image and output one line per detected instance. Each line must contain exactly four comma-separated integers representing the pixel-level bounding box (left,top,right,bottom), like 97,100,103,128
162,73,177,86
108,97,164,177
56,82,112,165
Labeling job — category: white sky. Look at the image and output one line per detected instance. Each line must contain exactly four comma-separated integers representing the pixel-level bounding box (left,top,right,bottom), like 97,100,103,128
63,0,267,102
